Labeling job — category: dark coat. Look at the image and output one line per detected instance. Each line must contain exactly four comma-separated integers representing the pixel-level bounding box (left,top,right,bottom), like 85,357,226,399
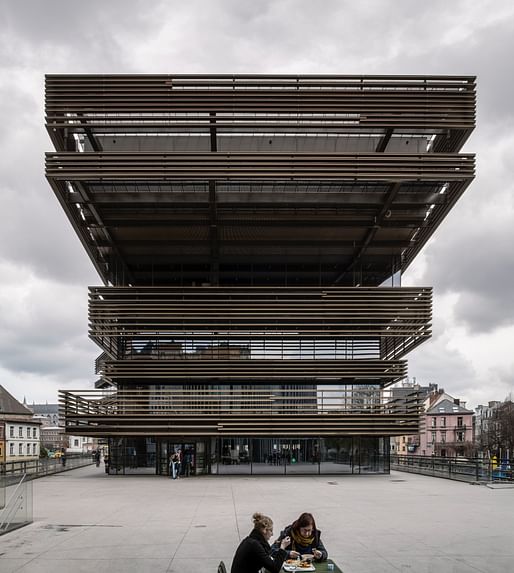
271,524,328,562
231,528,287,573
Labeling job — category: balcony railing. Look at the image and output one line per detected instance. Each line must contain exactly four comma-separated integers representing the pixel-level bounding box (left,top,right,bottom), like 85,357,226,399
88,286,432,364
45,75,475,153
59,387,422,437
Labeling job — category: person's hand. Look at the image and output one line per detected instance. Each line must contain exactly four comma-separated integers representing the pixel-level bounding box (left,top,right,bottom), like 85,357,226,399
288,549,300,558
280,536,291,550
313,549,322,560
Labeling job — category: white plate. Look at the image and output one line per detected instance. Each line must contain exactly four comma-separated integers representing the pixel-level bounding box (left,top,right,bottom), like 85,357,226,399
283,564,315,572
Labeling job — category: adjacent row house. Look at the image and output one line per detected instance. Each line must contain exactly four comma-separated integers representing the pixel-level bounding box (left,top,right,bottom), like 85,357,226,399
0,386,41,462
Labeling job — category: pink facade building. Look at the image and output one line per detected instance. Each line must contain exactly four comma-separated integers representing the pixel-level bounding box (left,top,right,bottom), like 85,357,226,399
419,398,474,457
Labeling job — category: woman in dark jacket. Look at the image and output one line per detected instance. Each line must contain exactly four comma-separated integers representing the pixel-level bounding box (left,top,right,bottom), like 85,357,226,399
231,512,291,573
271,512,328,562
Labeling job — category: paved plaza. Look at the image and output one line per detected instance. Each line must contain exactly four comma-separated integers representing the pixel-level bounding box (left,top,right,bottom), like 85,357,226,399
1,464,513,573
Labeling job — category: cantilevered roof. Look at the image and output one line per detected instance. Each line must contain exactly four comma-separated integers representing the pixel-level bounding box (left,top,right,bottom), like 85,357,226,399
45,75,475,288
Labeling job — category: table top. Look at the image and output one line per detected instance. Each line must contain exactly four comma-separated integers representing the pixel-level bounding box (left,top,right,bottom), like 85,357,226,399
283,559,343,573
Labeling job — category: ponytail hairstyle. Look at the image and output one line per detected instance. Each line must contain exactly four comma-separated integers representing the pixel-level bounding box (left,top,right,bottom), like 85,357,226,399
252,512,274,534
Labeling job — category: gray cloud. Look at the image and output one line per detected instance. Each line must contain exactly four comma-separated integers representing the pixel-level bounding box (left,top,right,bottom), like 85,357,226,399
408,340,477,397
0,0,513,408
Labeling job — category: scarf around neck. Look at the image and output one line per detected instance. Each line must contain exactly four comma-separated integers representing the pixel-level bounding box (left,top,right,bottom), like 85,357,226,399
291,528,315,548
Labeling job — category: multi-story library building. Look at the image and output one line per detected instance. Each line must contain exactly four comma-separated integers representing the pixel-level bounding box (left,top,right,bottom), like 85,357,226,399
46,75,475,475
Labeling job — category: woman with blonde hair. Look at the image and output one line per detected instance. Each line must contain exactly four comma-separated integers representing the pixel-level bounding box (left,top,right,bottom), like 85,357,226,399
231,512,291,573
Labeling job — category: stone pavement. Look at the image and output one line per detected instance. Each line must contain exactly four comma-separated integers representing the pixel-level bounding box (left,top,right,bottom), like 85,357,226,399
1,464,513,573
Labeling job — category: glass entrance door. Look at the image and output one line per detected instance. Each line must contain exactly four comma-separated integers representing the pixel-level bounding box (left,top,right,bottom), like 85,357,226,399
157,440,204,476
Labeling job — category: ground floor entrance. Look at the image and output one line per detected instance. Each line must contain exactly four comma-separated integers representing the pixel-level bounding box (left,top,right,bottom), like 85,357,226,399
106,436,389,475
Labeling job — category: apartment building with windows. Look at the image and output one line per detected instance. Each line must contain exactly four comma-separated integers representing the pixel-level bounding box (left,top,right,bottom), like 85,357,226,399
45,74,475,475
419,397,474,457
0,386,41,462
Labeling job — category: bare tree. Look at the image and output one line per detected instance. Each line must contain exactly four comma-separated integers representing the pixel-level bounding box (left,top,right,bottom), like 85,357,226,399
497,400,514,458
484,400,514,459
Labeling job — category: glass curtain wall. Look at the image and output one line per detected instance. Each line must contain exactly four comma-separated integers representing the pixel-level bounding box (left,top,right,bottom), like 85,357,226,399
213,437,389,475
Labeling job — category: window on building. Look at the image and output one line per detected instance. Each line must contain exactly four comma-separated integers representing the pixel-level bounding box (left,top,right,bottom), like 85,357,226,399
456,431,464,442
33,427,37,438
457,416,463,427
431,431,436,443
10,426,14,437
74,439,79,447
441,417,446,427
19,426,23,438
431,417,436,427
10,443,14,456
19,443,23,455
441,431,446,443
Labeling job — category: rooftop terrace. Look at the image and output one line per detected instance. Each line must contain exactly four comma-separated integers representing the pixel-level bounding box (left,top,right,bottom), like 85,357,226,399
1,464,512,572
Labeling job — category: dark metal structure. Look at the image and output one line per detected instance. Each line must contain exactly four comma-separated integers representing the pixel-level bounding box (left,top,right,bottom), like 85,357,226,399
46,75,475,474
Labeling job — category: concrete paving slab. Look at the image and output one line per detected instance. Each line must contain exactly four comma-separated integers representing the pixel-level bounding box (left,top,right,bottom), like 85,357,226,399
0,559,33,573
1,465,513,572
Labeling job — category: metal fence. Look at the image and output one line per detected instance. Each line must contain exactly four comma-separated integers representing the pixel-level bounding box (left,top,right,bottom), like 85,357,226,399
391,454,513,483
0,454,94,482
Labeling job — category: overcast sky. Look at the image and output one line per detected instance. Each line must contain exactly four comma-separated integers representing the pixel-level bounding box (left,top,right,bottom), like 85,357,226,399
1,0,513,409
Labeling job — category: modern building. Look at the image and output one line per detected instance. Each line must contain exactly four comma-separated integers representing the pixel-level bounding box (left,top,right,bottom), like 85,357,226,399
46,74,475,475
0,386,41,462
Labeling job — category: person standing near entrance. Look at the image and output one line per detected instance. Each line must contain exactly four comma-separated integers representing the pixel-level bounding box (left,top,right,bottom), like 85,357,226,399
183,447,193,476
170,452,180,479
175,449,182,477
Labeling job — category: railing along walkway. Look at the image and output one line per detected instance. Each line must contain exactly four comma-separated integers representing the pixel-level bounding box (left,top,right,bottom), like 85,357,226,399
1,454,93,482
391,454,513,483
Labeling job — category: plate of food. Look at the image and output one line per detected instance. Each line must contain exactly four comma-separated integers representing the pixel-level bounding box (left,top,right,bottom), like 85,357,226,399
283,559,315,572
297,561,315,571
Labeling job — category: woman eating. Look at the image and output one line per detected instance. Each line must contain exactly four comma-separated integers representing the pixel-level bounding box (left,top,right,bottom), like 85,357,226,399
271,512,328,562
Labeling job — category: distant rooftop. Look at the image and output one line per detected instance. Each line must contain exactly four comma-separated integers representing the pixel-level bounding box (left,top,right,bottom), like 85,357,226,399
427,398,473,415
0,385,33,416
31,404,59,414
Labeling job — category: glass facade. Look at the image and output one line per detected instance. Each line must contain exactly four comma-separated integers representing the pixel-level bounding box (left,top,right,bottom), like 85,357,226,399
107,436,389,476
